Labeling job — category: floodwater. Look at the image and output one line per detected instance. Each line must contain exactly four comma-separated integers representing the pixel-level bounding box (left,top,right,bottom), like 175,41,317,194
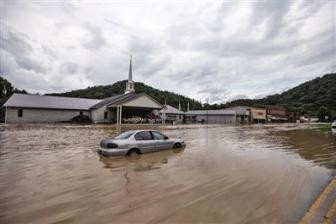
0,124,335,224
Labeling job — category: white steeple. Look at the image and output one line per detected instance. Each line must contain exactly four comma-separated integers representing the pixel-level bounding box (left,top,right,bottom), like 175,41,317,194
125,55,135,94
2,86,6,95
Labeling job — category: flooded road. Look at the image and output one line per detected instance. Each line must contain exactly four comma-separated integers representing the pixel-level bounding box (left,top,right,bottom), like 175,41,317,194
0,124,335,223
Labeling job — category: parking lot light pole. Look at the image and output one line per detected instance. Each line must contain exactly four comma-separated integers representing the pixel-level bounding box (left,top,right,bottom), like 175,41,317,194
5,106,7,124
206,97,209,124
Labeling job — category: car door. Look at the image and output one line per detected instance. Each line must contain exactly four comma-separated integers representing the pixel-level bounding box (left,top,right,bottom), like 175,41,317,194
151,131,172,151
134,131,156,153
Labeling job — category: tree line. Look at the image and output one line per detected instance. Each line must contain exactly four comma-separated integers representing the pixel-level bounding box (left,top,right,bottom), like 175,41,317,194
1,73,335,121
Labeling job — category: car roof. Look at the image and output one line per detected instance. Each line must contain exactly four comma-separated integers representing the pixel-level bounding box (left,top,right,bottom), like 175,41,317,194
127,130,161,133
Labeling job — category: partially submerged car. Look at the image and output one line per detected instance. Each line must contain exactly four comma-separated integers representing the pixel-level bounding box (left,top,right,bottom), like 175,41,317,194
98,130,185,156
332,120,336,129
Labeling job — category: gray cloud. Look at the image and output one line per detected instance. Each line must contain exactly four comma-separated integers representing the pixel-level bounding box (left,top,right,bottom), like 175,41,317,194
0,1,334,102
1,31,47,73
0,31,32,55
15,56,46,73
41,45,57,58
82,24,106,50
137,55,171,77
249,0,292,39
230,94,249,101
198,86,230,103
295,33,335,67
59,62,79,74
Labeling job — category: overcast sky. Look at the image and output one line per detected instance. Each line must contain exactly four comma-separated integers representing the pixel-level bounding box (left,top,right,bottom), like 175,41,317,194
0,0,335,103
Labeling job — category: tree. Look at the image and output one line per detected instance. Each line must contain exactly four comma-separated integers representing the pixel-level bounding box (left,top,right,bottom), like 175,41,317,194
0,76,27,122
318,106,331,122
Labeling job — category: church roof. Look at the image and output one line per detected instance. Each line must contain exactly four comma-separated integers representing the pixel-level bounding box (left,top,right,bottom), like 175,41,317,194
3,93,102,110
90,93,135,109
90,92,162,109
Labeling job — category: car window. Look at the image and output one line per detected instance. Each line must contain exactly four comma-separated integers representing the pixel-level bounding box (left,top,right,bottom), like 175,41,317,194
115,131,135,140
151,131,166,140
135,131,153,141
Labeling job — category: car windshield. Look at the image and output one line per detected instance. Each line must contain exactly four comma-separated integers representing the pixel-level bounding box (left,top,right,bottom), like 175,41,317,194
114,131,135,140
152,131,166,140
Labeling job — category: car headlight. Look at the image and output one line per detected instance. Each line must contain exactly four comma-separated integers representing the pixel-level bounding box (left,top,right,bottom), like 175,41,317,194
106,143,118,149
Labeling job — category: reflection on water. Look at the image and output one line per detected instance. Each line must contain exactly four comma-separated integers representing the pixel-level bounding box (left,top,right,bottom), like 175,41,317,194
0,124,335,224
280,128,336,169
99,148,184,172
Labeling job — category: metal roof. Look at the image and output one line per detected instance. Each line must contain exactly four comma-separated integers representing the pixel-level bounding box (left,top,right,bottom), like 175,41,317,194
3,93,102,110
90,93,134,109
91,92,162,109
160,105,184,114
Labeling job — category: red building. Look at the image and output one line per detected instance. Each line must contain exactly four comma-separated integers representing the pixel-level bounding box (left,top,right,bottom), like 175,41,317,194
266,105,288,122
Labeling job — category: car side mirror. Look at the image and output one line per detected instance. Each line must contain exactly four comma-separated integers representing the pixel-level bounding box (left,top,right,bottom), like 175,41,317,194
164,136,169,140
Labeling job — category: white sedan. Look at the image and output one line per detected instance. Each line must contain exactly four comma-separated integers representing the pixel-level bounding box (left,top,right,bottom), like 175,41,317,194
98,130,185,156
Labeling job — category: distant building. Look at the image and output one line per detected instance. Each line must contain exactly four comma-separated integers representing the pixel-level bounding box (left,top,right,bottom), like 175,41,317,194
266,105,288,122
3,94,101,123
185,107,250,124
225,106,250,124
250,107,266,123
90,92,162,124
159,105,184,124
3,56,163,124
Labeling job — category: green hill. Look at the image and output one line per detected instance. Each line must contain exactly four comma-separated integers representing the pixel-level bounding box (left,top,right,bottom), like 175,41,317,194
47,80,203,111
222,73,335,120
257,73,336,117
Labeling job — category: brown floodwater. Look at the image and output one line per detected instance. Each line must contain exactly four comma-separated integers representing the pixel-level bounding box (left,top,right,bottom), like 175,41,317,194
0,124,335,223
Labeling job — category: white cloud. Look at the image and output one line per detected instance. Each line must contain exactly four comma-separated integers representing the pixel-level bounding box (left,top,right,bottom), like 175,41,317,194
0,0,334,103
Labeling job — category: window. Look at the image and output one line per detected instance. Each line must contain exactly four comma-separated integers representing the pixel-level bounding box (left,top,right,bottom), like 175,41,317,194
80,111,83,115
18,109,23,117
151,131,166,140
104,111,108,119
135,131,153,141
115,131,135,140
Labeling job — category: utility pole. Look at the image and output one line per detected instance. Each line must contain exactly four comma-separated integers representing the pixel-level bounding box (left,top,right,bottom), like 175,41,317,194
2,86,7,124
162,97,167,124
206,97,209,124
2,86,7,96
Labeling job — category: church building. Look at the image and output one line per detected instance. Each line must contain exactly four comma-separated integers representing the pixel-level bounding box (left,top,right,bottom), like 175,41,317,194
3,57,163,124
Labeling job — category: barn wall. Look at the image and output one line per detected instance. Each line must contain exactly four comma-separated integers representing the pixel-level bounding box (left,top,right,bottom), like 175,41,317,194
6,108,90,123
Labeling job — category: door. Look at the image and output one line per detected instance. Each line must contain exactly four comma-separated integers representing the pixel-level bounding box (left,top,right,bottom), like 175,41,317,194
134,131,156,153
151,131,172,150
